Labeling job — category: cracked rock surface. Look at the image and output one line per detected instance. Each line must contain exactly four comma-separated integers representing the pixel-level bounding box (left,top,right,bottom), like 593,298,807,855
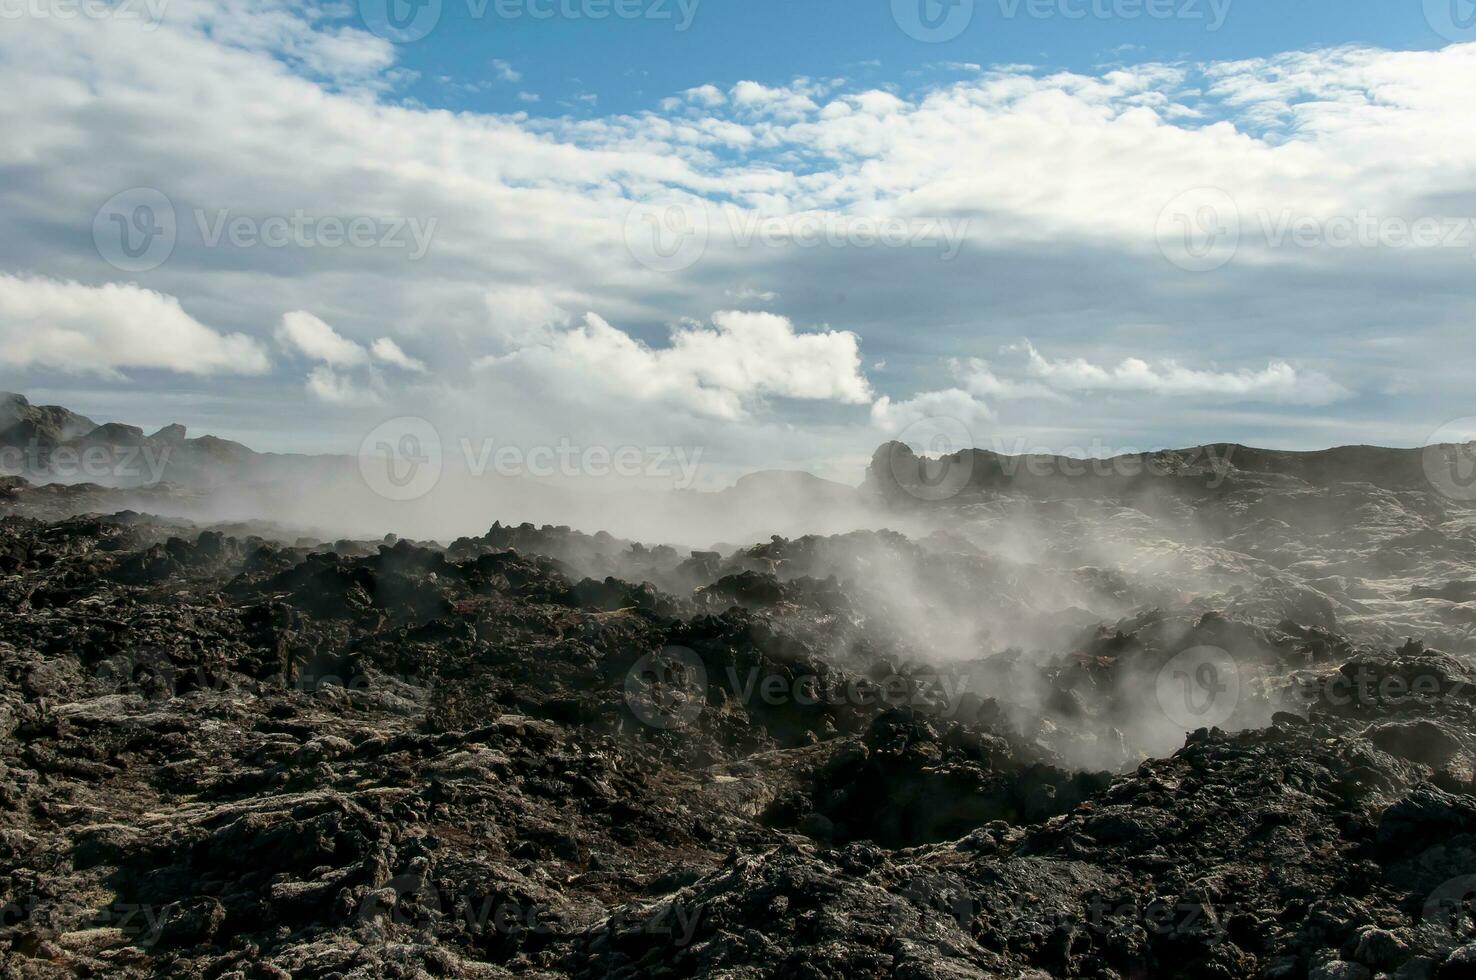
2,448,1476,977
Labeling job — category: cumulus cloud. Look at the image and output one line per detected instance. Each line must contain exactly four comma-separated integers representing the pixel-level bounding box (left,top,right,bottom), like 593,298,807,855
480,310,871,421
955,358,1068,403
871,388,995,434
276,311,369,367
305,365,380,406
684,84,725,106
0,8,1471,464
1011,340,1351,405
276,311,406,403
0,274,268,377
484,287,570,347
169,0,396,88
370,338,427,373
729,80,819,118
876,339,1351,439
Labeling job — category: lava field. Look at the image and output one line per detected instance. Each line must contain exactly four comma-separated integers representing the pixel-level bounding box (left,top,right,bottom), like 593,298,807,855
3,438,1476,979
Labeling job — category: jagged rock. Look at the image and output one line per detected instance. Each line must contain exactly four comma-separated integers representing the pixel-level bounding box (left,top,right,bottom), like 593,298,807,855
0,414,1474,977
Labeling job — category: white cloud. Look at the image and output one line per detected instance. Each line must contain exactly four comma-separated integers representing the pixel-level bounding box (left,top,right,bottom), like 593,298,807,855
305,365,380,405
0,274,268,377
484,286,570,346
0,9,1471,465
730,80,819,118
684,84,725,106
871,389,995,434
491,59,521,83
371,337,427,372
276,311,369,367
1012,340,1351,405
479,310,871,421
724,286,779,303
168,0,396,88
955,357,1068,402
877,339,1351,439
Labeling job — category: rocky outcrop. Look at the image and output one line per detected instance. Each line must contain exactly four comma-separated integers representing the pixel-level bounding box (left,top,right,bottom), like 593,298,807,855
0,510,1473,977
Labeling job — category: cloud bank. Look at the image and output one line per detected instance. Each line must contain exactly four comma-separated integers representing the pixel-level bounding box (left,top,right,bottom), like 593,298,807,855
1,5,1470,475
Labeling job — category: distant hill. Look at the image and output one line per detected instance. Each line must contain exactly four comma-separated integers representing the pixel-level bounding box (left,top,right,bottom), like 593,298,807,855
3,391,1472,536
0,392,279,488
727,469,858,504
0,392,98,446
864,438,1473,502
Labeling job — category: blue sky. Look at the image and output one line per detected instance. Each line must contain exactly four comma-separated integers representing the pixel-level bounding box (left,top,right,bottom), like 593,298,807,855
378,0,1450,116
1,0,1475,487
